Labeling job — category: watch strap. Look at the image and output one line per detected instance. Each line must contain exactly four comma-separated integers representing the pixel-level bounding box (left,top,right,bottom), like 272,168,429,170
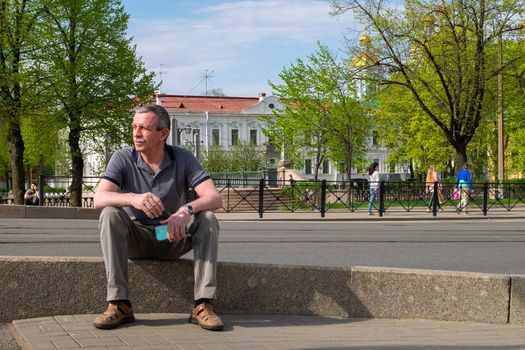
184,204,194,215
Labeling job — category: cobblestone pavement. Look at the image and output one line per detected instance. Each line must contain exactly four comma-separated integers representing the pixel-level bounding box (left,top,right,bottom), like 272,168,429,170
0,323,24,350
12,313,525,350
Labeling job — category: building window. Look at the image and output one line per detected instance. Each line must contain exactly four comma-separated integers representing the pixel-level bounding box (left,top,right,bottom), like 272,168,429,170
231,129,239,146
212,128,220,146
322,160,330,174
250,129,257,145
304,159,312,175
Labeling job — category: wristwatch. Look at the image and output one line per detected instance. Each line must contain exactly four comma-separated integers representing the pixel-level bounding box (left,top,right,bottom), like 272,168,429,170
184,204,195,215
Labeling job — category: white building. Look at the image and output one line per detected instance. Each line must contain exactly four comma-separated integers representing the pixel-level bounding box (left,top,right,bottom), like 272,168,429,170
159,93,280,158
156,93,400,182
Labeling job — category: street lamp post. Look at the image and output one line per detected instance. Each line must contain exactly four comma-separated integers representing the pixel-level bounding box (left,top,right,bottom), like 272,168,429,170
193,130,201,160
497,32,504,186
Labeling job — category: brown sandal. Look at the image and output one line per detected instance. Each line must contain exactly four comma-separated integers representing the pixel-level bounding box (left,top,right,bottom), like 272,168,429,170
93,302,135,329
189,302,223,331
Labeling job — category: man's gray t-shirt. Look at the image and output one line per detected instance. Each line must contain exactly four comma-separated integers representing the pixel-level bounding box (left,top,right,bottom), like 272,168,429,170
102,145,210,225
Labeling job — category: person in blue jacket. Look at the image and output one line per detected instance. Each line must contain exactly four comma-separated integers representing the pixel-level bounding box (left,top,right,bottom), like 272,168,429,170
455,163,473,214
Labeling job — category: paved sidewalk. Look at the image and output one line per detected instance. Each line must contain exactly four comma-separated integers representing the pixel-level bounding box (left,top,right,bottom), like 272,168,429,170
214,208,525,221
12,313,525,350
6,209,525,349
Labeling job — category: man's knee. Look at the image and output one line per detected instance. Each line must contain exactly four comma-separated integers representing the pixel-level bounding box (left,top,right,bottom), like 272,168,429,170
197,210,219,226
100,206,125,220
99,207,129,238
192,210,219,236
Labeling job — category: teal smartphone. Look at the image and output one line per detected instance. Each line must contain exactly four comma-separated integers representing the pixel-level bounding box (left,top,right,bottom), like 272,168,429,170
155,224,168,241
155,224,190,241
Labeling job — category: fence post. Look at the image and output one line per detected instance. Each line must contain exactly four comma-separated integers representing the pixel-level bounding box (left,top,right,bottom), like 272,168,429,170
379,181,385,217
432,181,438,216
320,180,326,218
483,182,488,216
258,178,265,218
226,180,231,213
38,174,45,206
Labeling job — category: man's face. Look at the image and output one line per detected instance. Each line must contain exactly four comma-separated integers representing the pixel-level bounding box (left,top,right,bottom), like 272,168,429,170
132,112,168,154
31,183,37,191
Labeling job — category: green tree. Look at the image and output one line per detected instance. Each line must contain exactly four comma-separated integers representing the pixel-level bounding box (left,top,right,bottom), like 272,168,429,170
499,39,525,176
0,120,10,181
331,0,525,169
376,81,455,177
0,0,45,203
264,43,370,181
229,141,269,172
209,88,226,97
201,143,268,173
201,144,233,172
21,109,60,178
38,0,156,206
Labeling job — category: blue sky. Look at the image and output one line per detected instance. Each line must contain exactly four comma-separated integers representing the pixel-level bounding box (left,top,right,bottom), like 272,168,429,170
121,0,358,97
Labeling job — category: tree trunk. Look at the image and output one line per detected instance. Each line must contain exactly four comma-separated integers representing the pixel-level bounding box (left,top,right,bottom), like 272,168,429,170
68,116,84,207
454,143,468,172
346,155,353,206
313,148,322,181
346,156,353,182
8,121,25,204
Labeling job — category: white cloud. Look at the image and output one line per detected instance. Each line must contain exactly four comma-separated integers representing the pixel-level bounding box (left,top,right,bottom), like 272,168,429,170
127,0,356,96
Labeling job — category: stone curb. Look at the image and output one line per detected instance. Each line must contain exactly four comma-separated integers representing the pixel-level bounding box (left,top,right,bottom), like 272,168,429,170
2,205,524,221
0,205,101,220
1,256,524,325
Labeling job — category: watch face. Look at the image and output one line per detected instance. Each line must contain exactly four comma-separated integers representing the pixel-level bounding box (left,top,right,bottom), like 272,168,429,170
186,205,194,214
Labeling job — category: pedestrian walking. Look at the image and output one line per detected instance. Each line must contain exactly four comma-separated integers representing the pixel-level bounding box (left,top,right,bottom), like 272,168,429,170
425,165,443,212
455,163,473,214
368,162,380,215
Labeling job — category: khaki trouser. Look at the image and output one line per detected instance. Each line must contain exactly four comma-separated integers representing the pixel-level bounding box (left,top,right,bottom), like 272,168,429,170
99,206,219,302
458,187,471,212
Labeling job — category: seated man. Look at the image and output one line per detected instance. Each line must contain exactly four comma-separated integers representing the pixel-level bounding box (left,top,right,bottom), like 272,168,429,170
24,181,39,205
93,104,223,331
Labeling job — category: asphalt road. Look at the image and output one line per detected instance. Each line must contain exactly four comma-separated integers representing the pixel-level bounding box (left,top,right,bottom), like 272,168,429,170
1,218,525,275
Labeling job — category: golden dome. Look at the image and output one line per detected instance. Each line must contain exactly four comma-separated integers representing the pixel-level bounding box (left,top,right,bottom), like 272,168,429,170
349,51,380,68
359,32,372,46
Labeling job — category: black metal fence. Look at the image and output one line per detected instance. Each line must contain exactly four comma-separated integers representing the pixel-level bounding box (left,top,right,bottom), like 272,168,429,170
1,176,524,218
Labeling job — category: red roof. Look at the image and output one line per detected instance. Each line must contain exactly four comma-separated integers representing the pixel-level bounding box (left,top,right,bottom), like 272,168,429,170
157,94,260,112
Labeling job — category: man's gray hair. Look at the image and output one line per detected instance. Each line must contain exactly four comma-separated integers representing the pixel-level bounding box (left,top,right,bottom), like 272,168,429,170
135,104,171,131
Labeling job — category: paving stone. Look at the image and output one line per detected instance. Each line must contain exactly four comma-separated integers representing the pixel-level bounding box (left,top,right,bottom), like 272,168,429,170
11,313,525,350
50,335,80,348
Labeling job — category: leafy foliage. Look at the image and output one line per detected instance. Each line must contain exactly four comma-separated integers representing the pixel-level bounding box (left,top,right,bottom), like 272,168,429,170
331,0,525,170
264,42,371,180
201,142,269,173
376,81,454,177
34,0,157,205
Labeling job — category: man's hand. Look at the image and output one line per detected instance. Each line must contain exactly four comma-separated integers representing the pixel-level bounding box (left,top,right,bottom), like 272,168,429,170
160,208,192,242
134,192,164,219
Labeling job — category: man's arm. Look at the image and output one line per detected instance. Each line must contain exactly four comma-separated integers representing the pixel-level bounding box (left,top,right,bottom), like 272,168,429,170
187,178,223,213
161,178,222,242
94,179,164,219
169,178,222,218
